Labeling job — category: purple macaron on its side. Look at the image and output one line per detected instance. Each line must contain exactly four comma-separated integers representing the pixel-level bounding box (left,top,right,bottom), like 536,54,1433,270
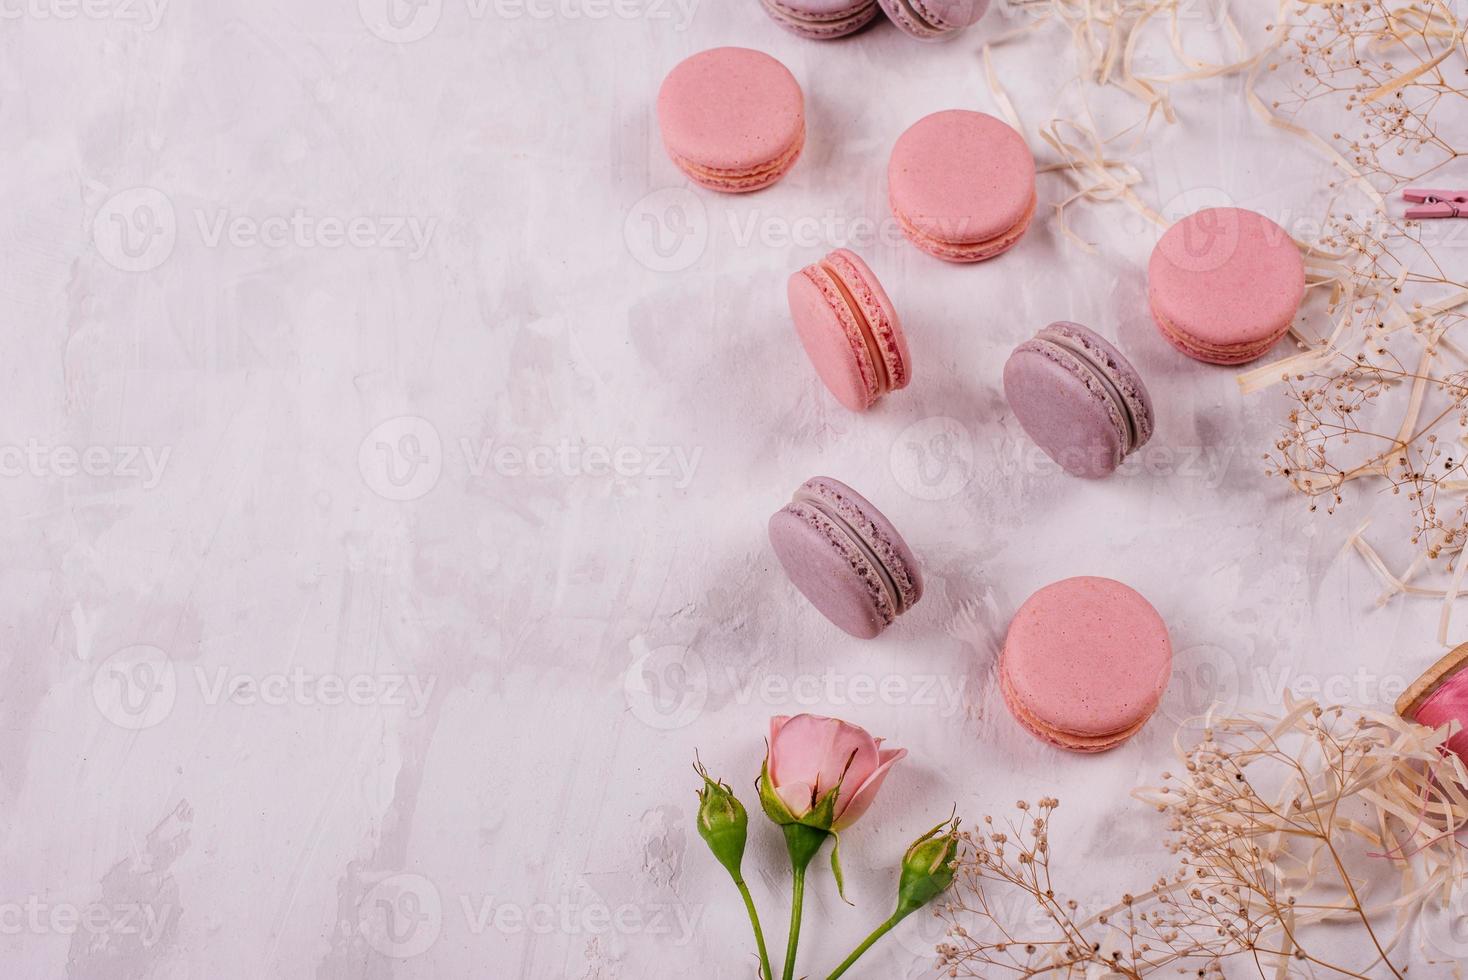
761,0,880,38
878,0,989,39
768,477,923,639
1003,321,1155,479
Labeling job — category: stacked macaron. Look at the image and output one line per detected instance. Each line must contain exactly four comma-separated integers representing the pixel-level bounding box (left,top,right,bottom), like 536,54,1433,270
1000,577,1173,752
1148,207,1305,365
787,249,911,412
768,477,923,639
656,47,806,193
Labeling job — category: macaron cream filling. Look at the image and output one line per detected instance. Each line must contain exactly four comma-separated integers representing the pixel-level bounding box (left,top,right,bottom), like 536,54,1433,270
817,259,890,394
1035,326,1139,454
791,487,904,616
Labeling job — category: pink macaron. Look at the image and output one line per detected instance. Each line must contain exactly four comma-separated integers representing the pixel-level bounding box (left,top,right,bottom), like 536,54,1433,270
787,248,911,412
1000,577,1172,753
769,477,923,639
657,47,805,194
878,0,989,40
761,0,880,38
1148,207,1305,365
888,110,1036,262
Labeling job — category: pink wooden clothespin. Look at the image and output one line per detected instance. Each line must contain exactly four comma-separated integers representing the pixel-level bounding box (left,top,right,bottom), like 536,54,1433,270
1404,188,1468,219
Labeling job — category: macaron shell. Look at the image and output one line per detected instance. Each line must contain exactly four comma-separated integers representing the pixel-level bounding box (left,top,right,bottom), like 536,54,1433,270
1000,666,1146,753
769,506,892,639
888,110,1036,251
1148,207,1304,364
914,0,989,27
788,264,881,411
1045,321,1154,447
657,48,805,185
893,192,1035,262
1004,321,1154,478
763,0,880,37
1002,576,1171,739
824,249,910,392
1151,302,1280,366
674,134,804,194
880,0,988,37
1004,342,1128,479
803,477,922,610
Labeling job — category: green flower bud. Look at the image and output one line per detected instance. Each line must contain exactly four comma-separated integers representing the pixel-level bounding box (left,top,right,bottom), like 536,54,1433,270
694,760,748,881
895,816,960,916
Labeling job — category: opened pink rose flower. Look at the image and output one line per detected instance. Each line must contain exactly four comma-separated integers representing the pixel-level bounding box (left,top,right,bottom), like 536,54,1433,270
764,714,906,831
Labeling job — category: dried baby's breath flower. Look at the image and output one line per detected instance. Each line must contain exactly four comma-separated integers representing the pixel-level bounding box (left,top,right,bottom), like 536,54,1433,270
938,697,1468,978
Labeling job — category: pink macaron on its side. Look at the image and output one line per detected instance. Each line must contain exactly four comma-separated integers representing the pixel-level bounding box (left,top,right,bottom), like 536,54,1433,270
1000,576,1172,753
878,0,989,40
656,47,805,194
888,110,1037,262
761,0,880,38
1148,207,1305,365
787,248,911,412
768,477,923,639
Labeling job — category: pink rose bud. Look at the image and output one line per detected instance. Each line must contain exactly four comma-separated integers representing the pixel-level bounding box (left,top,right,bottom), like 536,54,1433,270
757,714,907,833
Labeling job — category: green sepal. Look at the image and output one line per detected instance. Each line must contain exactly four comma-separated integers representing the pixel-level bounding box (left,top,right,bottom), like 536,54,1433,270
829,832,852,905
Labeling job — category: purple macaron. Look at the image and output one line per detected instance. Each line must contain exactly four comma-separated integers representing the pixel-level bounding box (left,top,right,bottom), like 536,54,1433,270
768,477,923,639
877,0,988,39
1002,321,1155,479
761,0,880,38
